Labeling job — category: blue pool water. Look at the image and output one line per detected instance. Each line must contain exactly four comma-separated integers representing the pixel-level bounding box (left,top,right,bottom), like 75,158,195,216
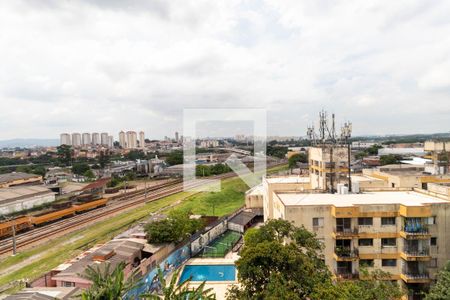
179,265,236,282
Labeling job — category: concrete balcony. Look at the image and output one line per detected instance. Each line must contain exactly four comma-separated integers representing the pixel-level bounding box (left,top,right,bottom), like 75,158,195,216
332,227,359,239
400,247,431,261
334,247,359,261
400,271,431,283
400,226,431,240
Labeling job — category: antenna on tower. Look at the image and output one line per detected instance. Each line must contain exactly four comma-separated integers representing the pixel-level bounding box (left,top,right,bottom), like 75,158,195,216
307,111,353,193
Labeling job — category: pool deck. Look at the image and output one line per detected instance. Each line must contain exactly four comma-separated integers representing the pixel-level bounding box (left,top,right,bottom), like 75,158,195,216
183,252,240,299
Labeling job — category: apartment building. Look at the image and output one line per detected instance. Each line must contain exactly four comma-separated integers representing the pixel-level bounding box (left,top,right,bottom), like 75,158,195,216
245,145,450,298
251,183,450,297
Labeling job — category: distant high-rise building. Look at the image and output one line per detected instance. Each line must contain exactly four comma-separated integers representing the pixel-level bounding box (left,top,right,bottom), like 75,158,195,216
119,131,126,148
108,136,114,148
60,133,71,146
82,133,91,146
175,131,179,142
72,133,81,147
139,131,145,148
92,132,100,145
127,131,138,149
101,132,109,146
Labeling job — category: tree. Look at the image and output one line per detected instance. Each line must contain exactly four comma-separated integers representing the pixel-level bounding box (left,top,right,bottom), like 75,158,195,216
84,169,95,180
80,262,139,300
125,150,146,160
99,150,110,168
142,268,216,300
425,261,450,300
227,219,332,300
72,162,90,175
288,153,307,168
165,151,183,166
56,144,72,166
228,220,404,300
366,144,383,155
144,210,204,243
266,146,288,159
380,154,401,165
320,269,404,300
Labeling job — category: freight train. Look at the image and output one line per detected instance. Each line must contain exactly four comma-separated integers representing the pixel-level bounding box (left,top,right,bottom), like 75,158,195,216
0,197,108,239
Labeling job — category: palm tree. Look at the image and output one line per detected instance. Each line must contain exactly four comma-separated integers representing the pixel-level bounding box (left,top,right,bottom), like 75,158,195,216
141,268,216,300
80,262,140,300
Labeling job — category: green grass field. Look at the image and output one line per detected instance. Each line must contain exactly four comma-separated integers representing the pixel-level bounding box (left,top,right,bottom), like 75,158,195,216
0,164,287,295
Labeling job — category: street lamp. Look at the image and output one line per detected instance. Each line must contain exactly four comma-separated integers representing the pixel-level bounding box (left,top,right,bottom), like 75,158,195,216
341,122,352,192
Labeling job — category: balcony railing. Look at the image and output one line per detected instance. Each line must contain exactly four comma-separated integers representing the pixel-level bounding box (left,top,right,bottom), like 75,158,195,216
402,224,429,235
334,227,358,237
335,247,359,259
402,271,429,280
335,268,359,280
403,247,430,257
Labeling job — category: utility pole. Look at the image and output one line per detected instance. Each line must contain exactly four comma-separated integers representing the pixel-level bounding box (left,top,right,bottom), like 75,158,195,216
11,219,17,256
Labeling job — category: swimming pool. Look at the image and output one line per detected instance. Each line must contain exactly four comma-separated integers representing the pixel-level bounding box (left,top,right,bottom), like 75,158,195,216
179,264,236,282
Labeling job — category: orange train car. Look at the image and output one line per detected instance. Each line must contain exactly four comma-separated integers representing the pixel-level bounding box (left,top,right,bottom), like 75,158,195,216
73,198,108,213
31,206,77,226
0,216,32,238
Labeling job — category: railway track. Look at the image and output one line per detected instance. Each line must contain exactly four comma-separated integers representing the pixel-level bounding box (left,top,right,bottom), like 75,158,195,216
0,171,243,256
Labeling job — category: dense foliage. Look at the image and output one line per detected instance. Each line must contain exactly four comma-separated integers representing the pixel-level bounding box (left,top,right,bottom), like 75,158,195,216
56,144,73,166
165,151,183,166
380,154,402,165
144,210,204,243
72,162,91,175
227,219,332,299
227,219,404,300
196,163,231,177
81,262,138,300
266,146,288,159
288,153,308,168
425,261,450,300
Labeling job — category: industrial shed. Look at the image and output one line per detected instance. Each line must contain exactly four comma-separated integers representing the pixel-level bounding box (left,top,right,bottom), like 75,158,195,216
227,210,257,233
0,186,55,215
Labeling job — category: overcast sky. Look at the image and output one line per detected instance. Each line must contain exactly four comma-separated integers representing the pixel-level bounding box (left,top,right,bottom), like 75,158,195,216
1,0,450,140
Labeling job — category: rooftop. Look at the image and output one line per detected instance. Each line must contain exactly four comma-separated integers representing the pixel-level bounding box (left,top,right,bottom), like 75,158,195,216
350,175,383,182
0,172,41,184
0,186,54,204
276,191,449,207
4,287,79,300
265,176,310,184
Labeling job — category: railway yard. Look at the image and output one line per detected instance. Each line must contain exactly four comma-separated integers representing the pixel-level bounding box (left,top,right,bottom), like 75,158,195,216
0,173,236,257
0,163,286,294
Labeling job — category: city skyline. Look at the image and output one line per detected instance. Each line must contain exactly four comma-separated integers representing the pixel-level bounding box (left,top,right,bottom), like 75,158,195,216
1,1,450,140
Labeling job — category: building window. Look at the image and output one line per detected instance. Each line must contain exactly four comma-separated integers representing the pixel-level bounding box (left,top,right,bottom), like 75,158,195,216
382,259,397,267
381,217,396,226
358,217,373,226
427,216,437,225
381,238,396,247
313,217,324,227
431,237,437,246
360,259,374,268
358,238,373,246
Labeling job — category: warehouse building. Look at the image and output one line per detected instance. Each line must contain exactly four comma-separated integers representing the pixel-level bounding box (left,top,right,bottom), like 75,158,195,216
0,172,42,188
0,186,55,215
